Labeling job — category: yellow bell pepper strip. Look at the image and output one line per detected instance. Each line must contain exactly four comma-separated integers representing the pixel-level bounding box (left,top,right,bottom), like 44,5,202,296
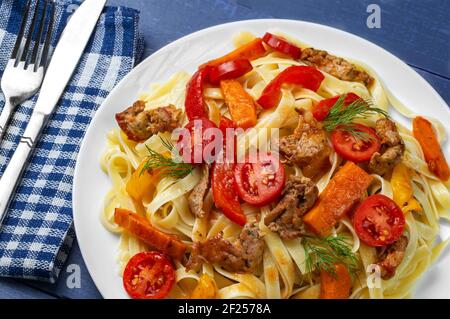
220,79,257,129
190,274,218,299
126,160,160,202
391,163,422,214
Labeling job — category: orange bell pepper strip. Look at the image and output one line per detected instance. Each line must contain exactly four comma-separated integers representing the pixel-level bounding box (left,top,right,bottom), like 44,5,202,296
126,160,160,202
200,38,266,68
320,264,351,299
114,208,186,261
303,161,373,236
220,79,257,129
413,116,450,181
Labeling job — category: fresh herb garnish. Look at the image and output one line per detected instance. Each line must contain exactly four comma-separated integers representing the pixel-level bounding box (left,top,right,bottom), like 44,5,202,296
302,234,359,278
323,95,389,142
141,137,193,179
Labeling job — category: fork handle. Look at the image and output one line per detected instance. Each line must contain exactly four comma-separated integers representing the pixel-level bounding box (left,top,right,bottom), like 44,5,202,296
0,100,13,140
0,111,46,225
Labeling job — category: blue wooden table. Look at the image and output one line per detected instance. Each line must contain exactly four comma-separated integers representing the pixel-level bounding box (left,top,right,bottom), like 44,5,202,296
0,0,448,299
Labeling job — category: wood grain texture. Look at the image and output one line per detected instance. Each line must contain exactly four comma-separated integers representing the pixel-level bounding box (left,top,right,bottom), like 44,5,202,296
0,278,56,299
238,0,450,78
108,0,449,102
0,0,448,299
415,69,450,103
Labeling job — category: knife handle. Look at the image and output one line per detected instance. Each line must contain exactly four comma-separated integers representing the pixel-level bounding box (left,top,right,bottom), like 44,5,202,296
0,111,46,225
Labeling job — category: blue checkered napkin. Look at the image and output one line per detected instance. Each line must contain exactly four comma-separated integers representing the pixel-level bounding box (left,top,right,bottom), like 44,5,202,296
0,0,144,282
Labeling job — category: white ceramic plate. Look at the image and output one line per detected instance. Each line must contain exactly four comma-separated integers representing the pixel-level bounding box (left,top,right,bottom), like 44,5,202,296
73,19,450,299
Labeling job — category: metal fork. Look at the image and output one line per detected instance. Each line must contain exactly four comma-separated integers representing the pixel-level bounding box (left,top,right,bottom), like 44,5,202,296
0,0,55,140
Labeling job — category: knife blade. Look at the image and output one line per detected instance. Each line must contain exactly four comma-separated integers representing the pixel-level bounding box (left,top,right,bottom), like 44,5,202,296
0,0,106,224
35,0,106,115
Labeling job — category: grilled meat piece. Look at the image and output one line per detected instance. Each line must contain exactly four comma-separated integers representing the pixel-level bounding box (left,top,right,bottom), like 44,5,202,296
279,110,331,178
186,223,264,273
188,165,210,218
264,176,318,239
300,47,373,87
376,235,408,280
116,101,182,142
369,118,405,176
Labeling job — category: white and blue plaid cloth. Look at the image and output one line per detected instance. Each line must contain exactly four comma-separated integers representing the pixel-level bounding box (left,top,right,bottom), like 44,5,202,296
0,0,143,282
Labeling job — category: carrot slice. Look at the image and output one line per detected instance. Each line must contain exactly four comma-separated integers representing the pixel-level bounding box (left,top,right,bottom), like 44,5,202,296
413,116,450,181
320,264,351,299
303,161,373,236
200,38,266,68
220,79,257,129
114,208,186,261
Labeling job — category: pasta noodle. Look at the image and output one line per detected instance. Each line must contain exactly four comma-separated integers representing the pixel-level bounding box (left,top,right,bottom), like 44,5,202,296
100,31,450,299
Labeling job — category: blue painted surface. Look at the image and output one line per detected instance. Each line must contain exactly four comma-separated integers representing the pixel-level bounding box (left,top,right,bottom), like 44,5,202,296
0,0,448,299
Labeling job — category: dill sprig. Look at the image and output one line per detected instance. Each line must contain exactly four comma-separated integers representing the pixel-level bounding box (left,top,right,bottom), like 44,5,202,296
140,137,193,179
302,235,359,278
322,95,389,142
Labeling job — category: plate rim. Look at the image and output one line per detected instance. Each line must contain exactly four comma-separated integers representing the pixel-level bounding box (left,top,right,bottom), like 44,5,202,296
73,18,450,299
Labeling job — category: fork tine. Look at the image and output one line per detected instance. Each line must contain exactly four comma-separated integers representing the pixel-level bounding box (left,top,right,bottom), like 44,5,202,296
20,0,41,64
30,0,49,68
11,0,32,60
39,1,55,69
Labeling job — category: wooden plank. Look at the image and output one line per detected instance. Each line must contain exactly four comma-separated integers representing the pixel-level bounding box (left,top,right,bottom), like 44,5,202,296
1,0,447,300
26,0,447,300
108,0,268,58
413,68,450,103
108,0,449,104
238,0,450,78
0,278,56,299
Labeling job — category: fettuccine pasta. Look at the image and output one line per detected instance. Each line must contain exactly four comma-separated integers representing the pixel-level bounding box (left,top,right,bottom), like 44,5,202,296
100,31,450,299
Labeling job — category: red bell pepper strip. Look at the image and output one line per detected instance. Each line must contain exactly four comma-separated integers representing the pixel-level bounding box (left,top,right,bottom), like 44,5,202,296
312,93,361,121
178,117,218,164
209,59,253,84
218,115,237,163
257,66,324,109
262,32,302,59
212,116,246,226
212,162,246,226
219,115,236,133
185,68,210,120
200,38,266,69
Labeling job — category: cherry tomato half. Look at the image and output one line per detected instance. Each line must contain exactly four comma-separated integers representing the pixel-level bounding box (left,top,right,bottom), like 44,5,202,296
262,32,302,59
353,194,406,247
209,59,253,84
234,152,286,206
331,124,381,162
212,117,246,225
178,117,219,164
123,251,175,299
313,93,361,121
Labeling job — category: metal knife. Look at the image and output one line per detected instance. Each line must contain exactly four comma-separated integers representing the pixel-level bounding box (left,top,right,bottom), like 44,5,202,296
0,0,107,224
